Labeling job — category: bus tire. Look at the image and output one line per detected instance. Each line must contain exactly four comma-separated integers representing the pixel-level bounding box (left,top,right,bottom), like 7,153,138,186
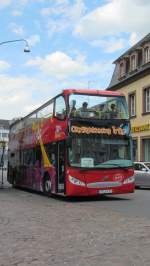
43,174,51,195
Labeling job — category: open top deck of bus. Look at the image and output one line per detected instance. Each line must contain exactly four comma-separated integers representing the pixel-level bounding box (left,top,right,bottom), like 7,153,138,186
10,89,125,128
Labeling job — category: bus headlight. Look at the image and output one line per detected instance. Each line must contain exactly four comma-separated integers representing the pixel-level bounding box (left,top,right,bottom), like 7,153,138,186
69,175,86,187
123,176,135,184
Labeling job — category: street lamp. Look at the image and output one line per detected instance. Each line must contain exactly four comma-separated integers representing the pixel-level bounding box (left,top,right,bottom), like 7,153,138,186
0,39,30,53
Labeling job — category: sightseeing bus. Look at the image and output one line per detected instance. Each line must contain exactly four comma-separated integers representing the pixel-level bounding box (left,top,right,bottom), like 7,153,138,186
7,89,135,196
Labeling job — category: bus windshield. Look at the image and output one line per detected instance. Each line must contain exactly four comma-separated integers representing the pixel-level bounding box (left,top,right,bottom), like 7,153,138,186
68,136,132,169
69,94,129,119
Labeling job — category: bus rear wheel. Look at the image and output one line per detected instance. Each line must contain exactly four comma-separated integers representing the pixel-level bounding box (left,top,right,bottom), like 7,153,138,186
43,174,51,195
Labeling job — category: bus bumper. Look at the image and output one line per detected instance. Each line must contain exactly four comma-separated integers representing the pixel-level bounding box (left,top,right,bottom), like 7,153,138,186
66,182,135,196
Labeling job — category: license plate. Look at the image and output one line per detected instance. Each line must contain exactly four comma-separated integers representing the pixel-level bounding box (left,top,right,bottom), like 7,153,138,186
99,189,112,194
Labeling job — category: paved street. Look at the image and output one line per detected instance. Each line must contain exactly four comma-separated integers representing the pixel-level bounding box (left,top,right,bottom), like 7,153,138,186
1,173,150,266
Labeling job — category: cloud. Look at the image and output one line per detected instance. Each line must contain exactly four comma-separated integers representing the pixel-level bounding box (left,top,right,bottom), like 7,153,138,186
91,37,125,53
41,0,69,16
20,0,30,4
26,51,107,80
0,74,53,119
74,0,150,49
27,35,40,47
26,51,89,79
9,23,25,36
11,10,22,16
25,51,114,92
41,0,86,36
0,55,113,119
0,61,10,72
129,32,141,46
0,71,107,119
46,19,68,37
0,0,11,9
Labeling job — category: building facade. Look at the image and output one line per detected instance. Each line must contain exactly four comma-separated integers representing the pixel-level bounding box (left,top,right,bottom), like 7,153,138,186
0,119,9,168
108,33,150,162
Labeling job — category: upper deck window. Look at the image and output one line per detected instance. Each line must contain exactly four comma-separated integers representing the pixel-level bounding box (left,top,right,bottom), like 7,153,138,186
37,101,54,119
55,96,66,120
69,94,129,120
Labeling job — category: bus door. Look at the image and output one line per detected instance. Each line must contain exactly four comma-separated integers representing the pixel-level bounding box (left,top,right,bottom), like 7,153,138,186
57,141,65,193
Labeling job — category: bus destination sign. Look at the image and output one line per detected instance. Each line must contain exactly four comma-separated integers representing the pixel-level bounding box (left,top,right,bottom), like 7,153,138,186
71,125,125,136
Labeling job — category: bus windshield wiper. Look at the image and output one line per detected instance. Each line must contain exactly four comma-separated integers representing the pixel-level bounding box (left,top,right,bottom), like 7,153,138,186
100,162,132,168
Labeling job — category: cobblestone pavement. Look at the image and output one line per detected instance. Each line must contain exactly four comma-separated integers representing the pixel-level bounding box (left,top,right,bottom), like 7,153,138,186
0,175,150,265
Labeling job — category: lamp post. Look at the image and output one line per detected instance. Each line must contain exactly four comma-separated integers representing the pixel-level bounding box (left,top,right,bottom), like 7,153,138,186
0,39,30,52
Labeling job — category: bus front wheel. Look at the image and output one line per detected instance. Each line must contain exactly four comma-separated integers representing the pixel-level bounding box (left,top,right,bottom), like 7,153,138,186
43,174,51,195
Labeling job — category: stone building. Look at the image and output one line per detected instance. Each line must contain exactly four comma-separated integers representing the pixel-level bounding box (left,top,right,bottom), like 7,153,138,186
108,33,150,162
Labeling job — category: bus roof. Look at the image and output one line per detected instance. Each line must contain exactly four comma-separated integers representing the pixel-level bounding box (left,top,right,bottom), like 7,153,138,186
63,89,124,96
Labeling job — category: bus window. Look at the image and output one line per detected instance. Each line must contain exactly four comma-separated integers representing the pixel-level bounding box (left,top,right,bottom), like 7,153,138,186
55,96,66,120
23,149,34,166
26,113,36,126
37,102,54,119
35,146,42,167
69,94,129,120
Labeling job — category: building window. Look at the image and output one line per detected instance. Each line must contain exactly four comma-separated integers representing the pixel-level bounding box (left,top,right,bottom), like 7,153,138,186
130,54,136,71
144,46,150,64
143,87,150,113
138,50,142,67
2,133,8,138
126,58,130,73
119,61,125,78
129,93,136,117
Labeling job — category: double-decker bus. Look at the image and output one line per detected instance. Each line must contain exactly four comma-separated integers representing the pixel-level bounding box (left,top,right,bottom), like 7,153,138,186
8,89,135,196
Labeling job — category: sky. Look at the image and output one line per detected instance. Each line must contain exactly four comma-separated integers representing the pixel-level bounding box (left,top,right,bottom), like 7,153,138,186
0,0,150,119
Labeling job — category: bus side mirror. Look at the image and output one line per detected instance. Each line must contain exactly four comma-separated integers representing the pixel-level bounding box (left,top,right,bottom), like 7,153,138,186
10,153,15,157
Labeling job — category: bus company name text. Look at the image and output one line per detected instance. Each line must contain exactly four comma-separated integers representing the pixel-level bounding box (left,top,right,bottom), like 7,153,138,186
71,126,125,136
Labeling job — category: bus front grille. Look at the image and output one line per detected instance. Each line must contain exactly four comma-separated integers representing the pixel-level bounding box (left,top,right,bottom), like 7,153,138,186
87,181,121,188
